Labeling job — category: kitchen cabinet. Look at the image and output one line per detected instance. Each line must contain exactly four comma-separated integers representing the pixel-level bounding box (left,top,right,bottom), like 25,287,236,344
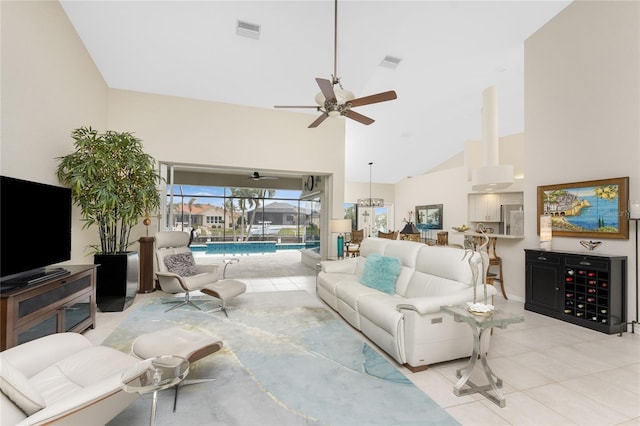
468,193,501,222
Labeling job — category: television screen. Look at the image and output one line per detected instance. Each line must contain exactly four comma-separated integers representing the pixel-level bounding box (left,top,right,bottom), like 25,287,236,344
0,176,72,281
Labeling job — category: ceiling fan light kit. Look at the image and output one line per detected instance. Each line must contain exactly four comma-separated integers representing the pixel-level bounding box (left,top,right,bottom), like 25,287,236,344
274,0,397,128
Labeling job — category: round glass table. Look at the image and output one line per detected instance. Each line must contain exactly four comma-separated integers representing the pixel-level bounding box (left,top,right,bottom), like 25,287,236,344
121,355,189,426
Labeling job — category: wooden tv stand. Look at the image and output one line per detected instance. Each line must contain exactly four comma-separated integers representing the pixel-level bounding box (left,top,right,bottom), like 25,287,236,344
1,265,97,350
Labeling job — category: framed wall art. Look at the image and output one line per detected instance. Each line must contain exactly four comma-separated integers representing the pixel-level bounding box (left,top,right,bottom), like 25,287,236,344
537,177,629,239
415,204,443,231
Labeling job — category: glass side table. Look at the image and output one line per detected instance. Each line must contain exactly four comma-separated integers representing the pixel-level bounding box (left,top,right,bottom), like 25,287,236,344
121,355,189,426
441,304,524,407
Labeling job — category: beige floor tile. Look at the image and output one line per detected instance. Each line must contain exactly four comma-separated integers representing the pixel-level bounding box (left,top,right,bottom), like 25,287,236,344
511,351,592,382
481,391,576,425
525,383,629,425
487,356,555,390
561,368,640,418
446,400,511,426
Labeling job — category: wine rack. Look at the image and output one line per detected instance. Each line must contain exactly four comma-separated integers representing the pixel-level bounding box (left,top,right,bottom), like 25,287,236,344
525,250,626,334
563,266,610,324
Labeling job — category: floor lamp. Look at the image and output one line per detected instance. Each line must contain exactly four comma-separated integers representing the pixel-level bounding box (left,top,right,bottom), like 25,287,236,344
625,200,640,334
331,219,352,259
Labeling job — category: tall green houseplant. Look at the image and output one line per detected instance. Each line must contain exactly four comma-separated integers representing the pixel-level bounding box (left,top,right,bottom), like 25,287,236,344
56,126,161,254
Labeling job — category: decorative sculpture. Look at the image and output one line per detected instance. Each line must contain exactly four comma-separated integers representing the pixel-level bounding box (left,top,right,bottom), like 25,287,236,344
462,231,494,315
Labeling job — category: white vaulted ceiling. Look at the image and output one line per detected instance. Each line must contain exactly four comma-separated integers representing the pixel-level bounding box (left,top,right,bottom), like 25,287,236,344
60,0,571,184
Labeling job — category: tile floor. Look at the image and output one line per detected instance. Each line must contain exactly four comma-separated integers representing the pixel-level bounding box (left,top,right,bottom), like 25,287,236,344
85,251,640,426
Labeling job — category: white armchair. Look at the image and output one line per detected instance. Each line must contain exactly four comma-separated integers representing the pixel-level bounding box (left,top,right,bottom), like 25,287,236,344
154,231,246,315
155,231,221,311
0,333,139,425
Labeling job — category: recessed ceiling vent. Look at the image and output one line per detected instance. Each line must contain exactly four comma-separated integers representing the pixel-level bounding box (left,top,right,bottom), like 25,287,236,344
380,55,402,69
236,20,260,40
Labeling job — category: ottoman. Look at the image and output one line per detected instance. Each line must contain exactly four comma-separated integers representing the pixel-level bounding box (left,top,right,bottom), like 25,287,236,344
131,327,223,411
200,279,246,317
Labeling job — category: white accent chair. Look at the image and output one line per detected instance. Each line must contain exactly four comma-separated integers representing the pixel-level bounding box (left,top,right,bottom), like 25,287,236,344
154,231,246,315
0,333,139,425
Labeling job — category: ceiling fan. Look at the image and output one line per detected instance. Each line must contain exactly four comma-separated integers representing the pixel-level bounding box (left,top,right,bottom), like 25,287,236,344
274,0,397,128
249,171,278,181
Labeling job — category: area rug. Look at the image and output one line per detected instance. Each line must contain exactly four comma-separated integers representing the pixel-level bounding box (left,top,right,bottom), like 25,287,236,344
105,291,458,426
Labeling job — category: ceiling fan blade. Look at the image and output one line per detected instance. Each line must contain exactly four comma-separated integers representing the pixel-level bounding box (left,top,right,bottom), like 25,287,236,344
344,110,374,125
249,172,279,180
316,78,336,102
308,113,329,128
274,105,320,109
348,91,397,108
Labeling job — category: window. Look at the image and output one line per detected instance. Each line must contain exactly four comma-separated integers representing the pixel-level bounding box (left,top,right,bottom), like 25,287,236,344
206,216,223,224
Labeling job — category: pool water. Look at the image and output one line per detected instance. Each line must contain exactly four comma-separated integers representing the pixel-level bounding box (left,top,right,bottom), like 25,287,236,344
190,241,319,255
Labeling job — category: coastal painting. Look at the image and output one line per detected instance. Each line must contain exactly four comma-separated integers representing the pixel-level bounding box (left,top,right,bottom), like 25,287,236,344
537,177,629,239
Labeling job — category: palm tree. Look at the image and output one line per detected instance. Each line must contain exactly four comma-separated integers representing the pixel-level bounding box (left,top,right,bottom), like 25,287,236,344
224,198,237,241
230,188,254,240
187,197,197,226
246,189,276,239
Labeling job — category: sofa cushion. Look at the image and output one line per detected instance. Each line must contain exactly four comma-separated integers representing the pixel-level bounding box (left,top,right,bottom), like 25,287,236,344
164,252,198,276
30,346,138,406
359,254,402,294
0,356,45,415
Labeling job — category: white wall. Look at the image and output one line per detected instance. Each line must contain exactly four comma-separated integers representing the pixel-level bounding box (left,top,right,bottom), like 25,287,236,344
107,89,347,259
1,1,347,263
524,0,640,319
390,1,639,312
1,0,109,264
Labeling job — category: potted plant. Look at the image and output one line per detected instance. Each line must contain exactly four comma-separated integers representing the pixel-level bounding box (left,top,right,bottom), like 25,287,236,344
57,126,161,311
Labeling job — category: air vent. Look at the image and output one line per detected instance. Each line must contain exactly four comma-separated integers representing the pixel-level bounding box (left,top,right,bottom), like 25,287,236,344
380,55,402,69
236,20,260,40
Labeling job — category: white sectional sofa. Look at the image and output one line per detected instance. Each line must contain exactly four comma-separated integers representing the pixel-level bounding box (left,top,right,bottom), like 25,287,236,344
317,238,496,371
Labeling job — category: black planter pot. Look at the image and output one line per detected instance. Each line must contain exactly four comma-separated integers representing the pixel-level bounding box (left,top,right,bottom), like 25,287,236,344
94,252,138,312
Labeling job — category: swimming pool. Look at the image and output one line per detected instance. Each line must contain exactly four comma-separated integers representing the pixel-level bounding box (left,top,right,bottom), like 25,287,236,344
190,241,319,255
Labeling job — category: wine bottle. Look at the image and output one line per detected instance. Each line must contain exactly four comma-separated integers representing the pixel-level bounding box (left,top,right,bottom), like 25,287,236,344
587,288,596,294
601,318,607,324
600,309,607,314
600,282,608,288
567,269,575,275
577,304,584,309
576,312,584,317
564,309,572,314
566,293,574,298
587,297,596,303
566,277,574,282
587,272,596,277
577,270,585,275
588,280,596,285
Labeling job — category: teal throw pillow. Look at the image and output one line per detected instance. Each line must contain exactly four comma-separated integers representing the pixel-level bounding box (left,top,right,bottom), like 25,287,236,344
359,254,402,295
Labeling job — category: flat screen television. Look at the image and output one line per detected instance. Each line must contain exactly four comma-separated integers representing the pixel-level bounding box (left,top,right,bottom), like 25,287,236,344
1,176,72,285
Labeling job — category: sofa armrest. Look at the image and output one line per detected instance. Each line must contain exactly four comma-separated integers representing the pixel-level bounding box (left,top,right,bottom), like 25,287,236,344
320,258,358,274
397,285,497,315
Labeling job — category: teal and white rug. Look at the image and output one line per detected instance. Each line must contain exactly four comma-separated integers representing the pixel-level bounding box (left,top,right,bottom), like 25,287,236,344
105,291,458,426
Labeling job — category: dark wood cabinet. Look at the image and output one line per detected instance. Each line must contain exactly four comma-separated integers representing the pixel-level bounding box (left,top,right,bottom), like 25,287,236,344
525,250,626,334
1,265,97,350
